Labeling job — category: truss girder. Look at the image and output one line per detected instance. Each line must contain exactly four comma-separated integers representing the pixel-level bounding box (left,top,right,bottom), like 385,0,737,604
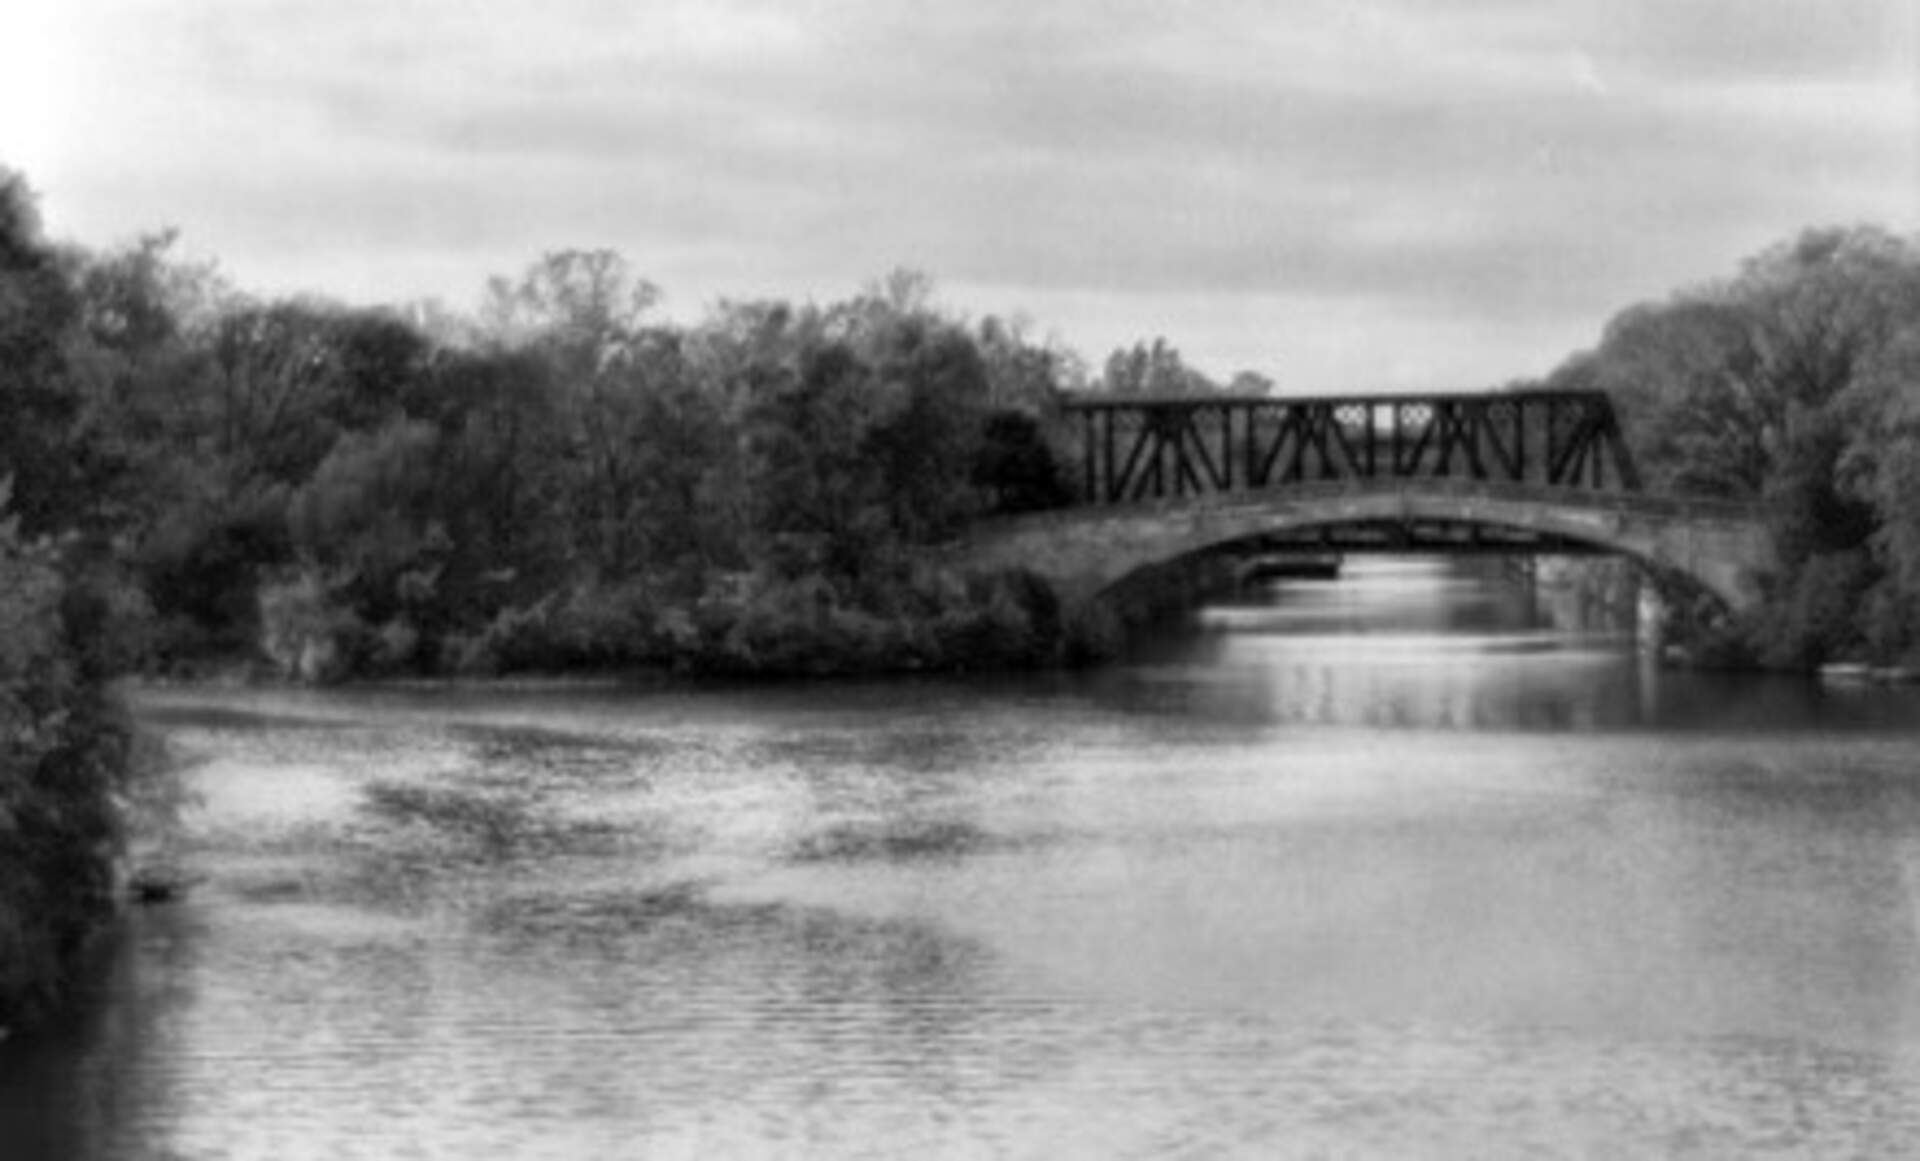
1069,390,1641,504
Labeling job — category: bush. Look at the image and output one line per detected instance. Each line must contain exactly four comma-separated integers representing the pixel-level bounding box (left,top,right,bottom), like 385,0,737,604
972,410,1072,513
457,581,672,675
136,490,292,666
1,510,138,1030
1856,578,1920,666
682,565,1064,678
1755,549,1877,669
258,569,362,683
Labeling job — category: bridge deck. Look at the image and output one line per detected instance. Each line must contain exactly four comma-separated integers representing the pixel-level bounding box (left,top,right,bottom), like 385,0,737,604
1005,476,1761,530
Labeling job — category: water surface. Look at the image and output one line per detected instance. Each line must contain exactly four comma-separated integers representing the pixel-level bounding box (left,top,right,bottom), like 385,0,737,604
6,558,1920,1158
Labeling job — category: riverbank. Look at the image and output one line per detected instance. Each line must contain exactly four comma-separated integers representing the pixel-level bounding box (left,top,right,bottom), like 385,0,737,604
240,562,1112,687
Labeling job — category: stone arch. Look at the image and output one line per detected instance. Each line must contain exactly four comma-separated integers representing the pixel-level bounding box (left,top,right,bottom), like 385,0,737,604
1091,516,1728,632
951,482,1771,619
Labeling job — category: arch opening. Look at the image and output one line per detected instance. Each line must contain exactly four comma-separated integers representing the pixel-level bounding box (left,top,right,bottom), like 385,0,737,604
1086,514,1741,632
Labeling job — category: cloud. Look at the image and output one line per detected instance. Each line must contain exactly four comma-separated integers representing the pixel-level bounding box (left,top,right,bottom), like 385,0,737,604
16,0,1918,389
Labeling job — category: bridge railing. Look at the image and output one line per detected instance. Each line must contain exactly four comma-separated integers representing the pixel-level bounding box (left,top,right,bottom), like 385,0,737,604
1061,390,1644,505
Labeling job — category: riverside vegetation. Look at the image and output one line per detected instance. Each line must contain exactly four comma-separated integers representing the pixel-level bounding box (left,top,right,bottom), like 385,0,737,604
1529,227,1920,670
4,183,1109,684
6,160,1920,1026
0,485,185,1032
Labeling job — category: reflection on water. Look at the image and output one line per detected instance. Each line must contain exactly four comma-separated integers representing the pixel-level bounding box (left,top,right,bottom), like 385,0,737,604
1124,558,1915,734
1155,558,1641,732
6,557,1920,1158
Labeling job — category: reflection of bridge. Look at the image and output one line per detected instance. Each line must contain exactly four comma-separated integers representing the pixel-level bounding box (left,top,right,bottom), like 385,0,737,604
959,391,1773,614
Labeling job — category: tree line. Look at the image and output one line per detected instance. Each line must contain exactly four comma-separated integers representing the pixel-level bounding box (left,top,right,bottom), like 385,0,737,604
1534,226,1920,669
7,162,1920,688
2,171,1138,685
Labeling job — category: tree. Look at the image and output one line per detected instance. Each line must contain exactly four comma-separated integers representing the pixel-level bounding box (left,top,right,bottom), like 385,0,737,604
62,234,243,532
973,410,1071,513
0,170,84,535
478,250,734,580
564,329,734,579
408,345,569,605
1,484,138,1025
1572,301,1770,496
201,300,358,485
976,313,1076,412
1226,370,1275,396
1099,337,1217,397
479,249,659,377
1580,227,1920,498
1563,224,1920,665
744,339,892,577
327,309,432,432
1837,328,1920,660
862,267,937,317
287,419,447,631
864,320,992,543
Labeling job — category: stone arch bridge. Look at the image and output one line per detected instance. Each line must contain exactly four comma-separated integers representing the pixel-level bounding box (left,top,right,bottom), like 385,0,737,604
954,390,1773,614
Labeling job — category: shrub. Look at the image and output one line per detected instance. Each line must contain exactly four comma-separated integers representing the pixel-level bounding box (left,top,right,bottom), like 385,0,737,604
972,409,1072,513
136,490,292,666
689,565,1066,677
1,509,138,1029
1755,549,1877,669
458,581,672,675
257,569,362,683
1856,578,1920,666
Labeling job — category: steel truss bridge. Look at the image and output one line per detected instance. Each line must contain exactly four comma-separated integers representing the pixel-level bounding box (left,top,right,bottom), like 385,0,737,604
954,390,1772,614
1068,389,1640,504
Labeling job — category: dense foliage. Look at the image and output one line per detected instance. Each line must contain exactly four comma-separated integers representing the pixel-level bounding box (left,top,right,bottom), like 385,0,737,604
0,500,143,1029
4,168,1094,686
1,175,148,1029
1544,226,1920,668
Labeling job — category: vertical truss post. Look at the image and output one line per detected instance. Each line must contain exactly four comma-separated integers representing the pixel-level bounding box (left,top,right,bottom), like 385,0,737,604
1081,407,1096,503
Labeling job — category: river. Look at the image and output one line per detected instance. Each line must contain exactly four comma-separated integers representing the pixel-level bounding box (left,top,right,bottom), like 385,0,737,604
5,558,1920,1158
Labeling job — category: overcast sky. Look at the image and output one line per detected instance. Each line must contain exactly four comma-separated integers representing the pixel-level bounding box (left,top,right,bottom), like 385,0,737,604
6,0,1916,390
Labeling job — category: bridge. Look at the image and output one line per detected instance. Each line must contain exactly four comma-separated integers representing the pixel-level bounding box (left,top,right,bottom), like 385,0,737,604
957,389,1773,615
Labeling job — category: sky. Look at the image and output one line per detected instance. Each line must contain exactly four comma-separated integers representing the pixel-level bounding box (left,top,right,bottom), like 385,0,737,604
5,0,1917,392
